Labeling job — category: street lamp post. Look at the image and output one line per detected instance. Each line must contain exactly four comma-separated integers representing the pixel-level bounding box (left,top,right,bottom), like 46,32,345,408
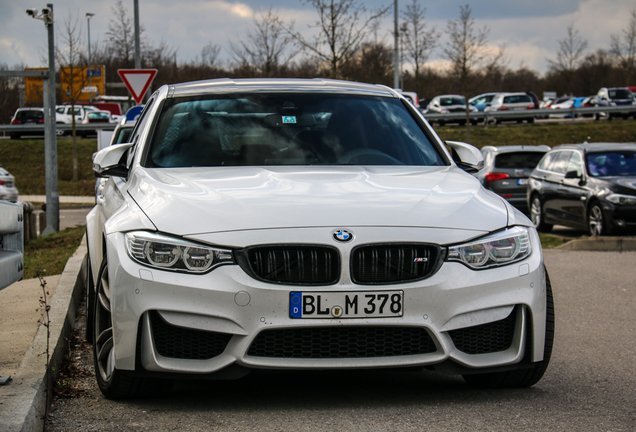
86,12,94,102
27,4,59,235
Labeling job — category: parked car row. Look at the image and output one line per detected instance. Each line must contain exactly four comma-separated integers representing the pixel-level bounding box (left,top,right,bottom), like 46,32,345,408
8,105,121,139
423,91,539,125
528,143,636,236
543,87,636,120
474,141,636,237
420,87,635,126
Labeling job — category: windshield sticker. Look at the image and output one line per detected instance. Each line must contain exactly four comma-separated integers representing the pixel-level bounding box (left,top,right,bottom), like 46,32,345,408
282,116,297,124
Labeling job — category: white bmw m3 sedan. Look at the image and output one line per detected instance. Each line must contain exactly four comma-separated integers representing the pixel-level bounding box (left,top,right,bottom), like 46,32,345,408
86,78,554,399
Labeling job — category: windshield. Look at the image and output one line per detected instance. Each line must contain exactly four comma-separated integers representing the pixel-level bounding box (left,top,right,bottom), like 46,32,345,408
608,89,634,100
144,93,445,168
587,151,636,176
495,152,546,169
439,97,466,106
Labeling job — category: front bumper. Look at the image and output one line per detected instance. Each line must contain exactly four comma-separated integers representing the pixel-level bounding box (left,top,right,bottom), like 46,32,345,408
105,228,547,376
602,201,636,232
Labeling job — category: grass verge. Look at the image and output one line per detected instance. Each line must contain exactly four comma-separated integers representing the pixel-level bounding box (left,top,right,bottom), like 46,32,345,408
435,120,636,149
24,226,85,279
0,138,97,196
539,233,572,249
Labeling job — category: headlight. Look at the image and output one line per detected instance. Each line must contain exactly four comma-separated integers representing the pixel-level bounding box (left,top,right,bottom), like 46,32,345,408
125,231,234,273
606,193,636,205
447,226,532,269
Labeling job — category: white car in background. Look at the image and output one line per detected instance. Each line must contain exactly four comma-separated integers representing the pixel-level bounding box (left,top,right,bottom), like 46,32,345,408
55,105,97,124
86,78,554,399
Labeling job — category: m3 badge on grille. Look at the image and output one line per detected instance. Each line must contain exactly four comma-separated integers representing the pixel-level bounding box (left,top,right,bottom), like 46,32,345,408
333,229,353,242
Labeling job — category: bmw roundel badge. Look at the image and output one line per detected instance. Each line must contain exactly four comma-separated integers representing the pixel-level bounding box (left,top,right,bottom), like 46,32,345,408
333,229,353,242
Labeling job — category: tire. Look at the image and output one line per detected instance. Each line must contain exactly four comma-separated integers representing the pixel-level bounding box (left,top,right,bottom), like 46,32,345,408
93,259,172,399
527,117,535,124
588,202,610,236
530,196,553,233
463,269,555,388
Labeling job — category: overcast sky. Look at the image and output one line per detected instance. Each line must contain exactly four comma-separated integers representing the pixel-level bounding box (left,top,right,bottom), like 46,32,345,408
1,0,634,76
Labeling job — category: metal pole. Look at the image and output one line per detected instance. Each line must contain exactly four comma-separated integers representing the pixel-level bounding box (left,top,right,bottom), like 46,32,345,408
134,0,141,69
43,3,59,236
393,0,399,89
86,13,94,102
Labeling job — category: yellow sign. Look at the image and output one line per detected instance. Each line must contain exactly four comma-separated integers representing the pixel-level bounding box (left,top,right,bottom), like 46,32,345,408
60,65,105,103
25,67,47,104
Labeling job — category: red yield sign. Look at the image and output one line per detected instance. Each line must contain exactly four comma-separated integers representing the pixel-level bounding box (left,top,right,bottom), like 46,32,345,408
117,69,157,104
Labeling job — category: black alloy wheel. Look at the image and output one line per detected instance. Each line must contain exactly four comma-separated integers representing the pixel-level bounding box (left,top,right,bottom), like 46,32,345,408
588,202,607,236
92,259,173,399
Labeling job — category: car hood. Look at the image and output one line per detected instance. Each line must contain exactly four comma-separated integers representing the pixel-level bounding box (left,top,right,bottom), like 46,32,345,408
127,166,509,236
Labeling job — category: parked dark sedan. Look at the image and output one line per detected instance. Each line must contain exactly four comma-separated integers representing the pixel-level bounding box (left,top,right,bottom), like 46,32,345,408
528,143,636,235
475,145,550,213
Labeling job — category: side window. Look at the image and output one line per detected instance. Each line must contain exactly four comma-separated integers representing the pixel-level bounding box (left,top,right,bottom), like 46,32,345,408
128,97,156,144
537,152,554,171
566,152,582,177
126,97,156,167
56,107,65,114
548,151,572,174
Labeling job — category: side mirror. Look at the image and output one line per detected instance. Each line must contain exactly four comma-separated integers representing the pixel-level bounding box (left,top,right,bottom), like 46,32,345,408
93,142,133,178
446,141,484,174
564,170,581,179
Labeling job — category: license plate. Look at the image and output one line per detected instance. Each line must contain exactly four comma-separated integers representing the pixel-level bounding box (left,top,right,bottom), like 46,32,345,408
517,178,528,185
290,291,404,319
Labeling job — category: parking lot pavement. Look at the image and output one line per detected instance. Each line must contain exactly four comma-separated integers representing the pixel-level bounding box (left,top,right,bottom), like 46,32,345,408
0,239,86,432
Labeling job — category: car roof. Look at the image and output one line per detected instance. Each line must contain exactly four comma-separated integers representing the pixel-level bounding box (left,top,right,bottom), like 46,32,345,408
497,92,529,97
482,145,551,153
552,142,636,152
167,78,399,99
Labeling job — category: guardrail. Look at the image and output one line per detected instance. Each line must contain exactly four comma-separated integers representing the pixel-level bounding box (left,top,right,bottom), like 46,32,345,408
0,201,24,291
421,105,636,124
0,122,116,136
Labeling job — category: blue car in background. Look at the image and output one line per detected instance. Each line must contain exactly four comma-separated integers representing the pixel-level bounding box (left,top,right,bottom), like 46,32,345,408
469,92,499,112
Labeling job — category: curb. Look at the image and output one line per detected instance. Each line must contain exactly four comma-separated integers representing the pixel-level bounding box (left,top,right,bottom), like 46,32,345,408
0,236,86,432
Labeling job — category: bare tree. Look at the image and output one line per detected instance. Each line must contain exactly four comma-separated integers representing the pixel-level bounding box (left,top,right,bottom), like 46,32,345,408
200,42,222,67
56,10,87,181
401,0,440,94
105,0,140,66
548,23,588,73
444,4,505,94
0,63,22,123
610,9,636,82
229,8,298,77
284,0,389,79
